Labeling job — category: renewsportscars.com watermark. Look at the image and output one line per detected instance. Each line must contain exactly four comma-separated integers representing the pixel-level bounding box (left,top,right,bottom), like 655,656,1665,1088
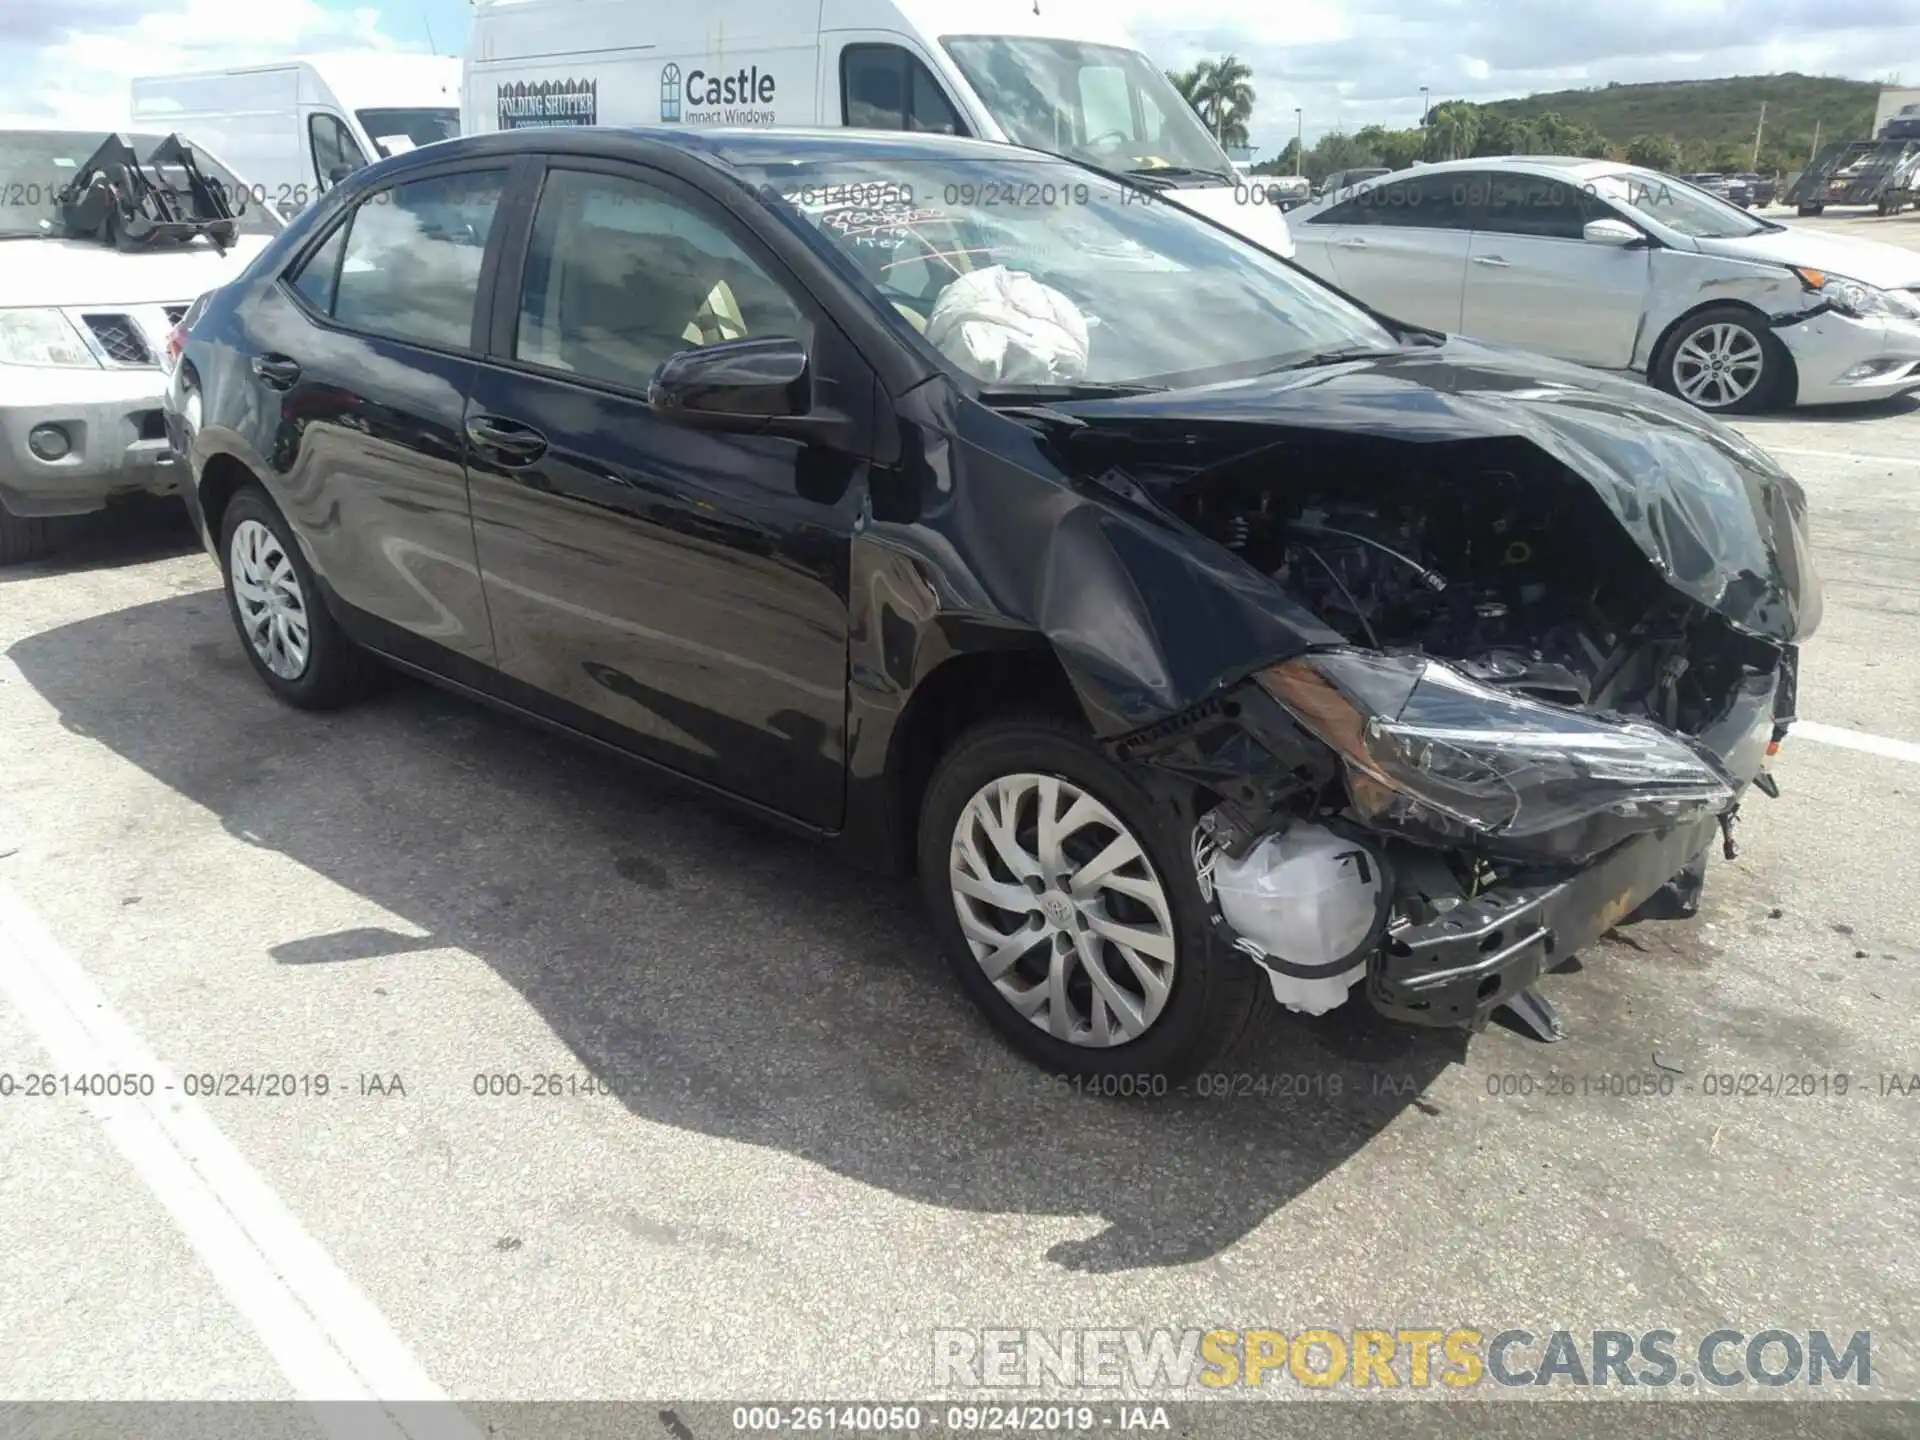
933,1327,1872,1392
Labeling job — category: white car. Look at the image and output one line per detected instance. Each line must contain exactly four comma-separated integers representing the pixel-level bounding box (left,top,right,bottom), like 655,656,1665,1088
1289,156,1920,413
0,128,279,564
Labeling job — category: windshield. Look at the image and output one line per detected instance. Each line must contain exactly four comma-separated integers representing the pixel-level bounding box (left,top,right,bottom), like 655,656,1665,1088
1591,170,1771,240
940,37,1235,181
744,155,1399,389
355,108,460,159
0,129,280,239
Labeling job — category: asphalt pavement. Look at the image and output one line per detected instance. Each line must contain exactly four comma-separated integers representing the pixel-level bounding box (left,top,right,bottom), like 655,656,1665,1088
1,210,1917,1433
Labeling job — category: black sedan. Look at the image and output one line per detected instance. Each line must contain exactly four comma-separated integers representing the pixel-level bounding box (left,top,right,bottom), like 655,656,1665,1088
166,127,1817,1080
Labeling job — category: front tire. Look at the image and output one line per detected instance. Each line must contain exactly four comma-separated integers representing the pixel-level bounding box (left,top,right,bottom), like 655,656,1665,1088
219,485,378,709
1652,305,1789,414
0,504,51,566
917,714,1264,1082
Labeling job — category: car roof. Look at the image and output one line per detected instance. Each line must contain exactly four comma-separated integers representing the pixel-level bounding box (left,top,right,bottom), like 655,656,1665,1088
371,124,1058,173
1409,155,1621,179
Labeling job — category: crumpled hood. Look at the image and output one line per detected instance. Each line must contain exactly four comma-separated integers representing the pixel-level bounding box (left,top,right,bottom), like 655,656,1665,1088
0,234,274,309
1058,338,1820,645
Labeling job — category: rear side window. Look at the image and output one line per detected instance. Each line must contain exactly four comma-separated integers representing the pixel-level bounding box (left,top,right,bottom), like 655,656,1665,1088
288,222,348,313
842,45,965,135
513,168,813,390
1312,172,1478,229
1478,172,1609,239
311,170,507,351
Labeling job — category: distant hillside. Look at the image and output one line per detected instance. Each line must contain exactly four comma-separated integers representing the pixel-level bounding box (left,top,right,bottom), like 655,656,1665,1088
1481,73,1880,171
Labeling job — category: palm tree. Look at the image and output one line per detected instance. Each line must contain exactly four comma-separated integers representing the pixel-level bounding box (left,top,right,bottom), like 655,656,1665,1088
1168,55,1255,149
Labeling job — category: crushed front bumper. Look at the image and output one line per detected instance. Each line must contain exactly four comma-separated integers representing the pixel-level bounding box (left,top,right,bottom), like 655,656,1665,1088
1777,311,1920,406
1368,813,1721,1029
0,366,180,518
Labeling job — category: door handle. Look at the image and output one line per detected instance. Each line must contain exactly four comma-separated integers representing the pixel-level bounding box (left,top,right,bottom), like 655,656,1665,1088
1332,236,1369,248
251,354,301,388
465,415,549,464
1472,255,1511,267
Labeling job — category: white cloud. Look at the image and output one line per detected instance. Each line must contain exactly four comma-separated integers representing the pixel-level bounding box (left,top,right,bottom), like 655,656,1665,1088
1,0,412,129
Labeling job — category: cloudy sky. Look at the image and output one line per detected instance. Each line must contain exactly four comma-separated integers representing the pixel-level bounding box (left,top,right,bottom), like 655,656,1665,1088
3,0,1916,154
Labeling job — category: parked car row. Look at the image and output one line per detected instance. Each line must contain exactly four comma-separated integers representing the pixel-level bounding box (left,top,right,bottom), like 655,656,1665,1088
1287,157,1920,412
154,126,1817,1077
0,128,283,563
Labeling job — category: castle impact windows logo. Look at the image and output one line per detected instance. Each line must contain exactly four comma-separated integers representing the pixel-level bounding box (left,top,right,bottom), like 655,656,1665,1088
499,79,598,129
662,62,779,126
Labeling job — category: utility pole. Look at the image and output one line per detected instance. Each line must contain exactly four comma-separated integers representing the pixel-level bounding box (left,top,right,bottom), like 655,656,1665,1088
1419,86,1430,126
1809,117,1820,162
1750,100,1765,169
1294,107,1303,175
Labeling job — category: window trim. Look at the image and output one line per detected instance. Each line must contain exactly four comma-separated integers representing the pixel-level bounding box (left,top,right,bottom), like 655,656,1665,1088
1475,172,1621,243
1312,170,1488,231
274,157,525,359
482,156,830,404
838,42,971,138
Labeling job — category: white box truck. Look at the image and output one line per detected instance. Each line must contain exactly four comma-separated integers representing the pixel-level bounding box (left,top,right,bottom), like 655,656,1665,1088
464,0,1294,256
132,55,461,215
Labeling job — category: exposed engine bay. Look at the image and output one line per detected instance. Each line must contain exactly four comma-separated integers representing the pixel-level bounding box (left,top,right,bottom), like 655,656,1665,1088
1080,430,1801,1035
1160,445,1784,737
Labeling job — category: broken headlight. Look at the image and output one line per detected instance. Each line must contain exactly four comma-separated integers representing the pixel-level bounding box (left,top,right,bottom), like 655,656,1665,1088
1258,650,1735,863
1791,268,1920,321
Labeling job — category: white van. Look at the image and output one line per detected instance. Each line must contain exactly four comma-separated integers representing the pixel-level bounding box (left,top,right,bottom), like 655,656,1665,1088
132,55,462,216
464,0,1294,256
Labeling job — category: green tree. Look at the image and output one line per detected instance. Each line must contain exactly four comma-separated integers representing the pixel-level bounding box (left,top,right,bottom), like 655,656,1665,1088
1167,55,1255,149
1625,133,1682,171
1422,100,1481,161
1304,131,1375,183
1352,124,1424,169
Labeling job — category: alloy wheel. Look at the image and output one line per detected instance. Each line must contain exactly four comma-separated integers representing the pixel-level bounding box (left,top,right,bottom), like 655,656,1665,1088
948,773,1177,1047
1672,322,1765,409
229,518,311,681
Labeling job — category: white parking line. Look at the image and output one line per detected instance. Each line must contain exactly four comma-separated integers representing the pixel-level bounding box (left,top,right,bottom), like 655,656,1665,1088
0,881,479,1440
1794,721,1920,765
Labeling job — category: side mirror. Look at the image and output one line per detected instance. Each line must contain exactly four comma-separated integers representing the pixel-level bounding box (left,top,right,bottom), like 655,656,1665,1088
647,336,848,444
1583,217,1644,247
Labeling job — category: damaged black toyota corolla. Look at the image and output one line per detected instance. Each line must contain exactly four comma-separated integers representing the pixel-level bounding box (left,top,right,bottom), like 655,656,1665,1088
170,129,1818,1081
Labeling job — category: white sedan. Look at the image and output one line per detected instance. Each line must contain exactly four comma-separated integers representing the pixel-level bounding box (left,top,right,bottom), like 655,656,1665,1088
1289,156,1920,413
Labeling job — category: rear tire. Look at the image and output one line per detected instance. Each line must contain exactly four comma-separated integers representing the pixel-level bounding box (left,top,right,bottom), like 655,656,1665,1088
1797,202,1824,216
218,485,379,709
916,713,1264,1083
0,505,51,566
1652,305,1790,415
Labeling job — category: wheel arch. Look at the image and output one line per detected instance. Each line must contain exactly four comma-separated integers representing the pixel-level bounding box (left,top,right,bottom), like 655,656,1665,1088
1645,299,1800,407
868,641,1086,879
197,450,266,550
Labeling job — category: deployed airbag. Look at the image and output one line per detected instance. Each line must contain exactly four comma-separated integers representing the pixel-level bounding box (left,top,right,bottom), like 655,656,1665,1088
925,265,1089,385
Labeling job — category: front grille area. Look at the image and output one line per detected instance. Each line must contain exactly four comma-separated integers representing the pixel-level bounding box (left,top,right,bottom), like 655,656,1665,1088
135,410,167,441
81,314,153,366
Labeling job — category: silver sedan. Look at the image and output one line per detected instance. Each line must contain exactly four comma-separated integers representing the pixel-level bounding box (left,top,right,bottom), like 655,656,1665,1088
1289,156,1920,413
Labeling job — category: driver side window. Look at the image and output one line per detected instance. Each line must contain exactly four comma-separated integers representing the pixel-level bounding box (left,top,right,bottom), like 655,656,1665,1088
513,168,814,392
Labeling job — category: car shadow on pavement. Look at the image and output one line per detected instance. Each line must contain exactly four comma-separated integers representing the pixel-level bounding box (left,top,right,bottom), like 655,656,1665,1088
0,498,200,580
8,592,1461,1273
1739,392,1919,425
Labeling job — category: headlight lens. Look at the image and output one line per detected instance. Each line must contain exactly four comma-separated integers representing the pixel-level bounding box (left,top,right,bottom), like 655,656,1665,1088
1791,268,1920,321
1259,650,1735,861
0,308,100,368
